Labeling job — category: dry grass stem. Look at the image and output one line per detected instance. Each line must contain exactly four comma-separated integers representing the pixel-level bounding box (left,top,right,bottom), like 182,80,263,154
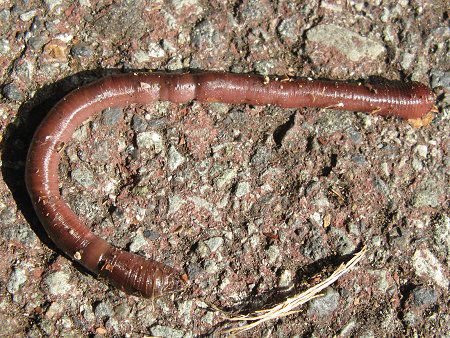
222,246,367,334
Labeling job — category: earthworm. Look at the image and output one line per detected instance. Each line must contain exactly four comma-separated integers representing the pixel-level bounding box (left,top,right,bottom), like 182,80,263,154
25,72,435,297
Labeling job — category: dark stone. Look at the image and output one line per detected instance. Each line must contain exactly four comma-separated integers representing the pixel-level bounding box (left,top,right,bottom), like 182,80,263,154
28,36,47,50
71,43,93,58
132,115,147,132
102,107,123,125
412,287,437,307
143,229,160,240
186,263,202,279
2,83,23,101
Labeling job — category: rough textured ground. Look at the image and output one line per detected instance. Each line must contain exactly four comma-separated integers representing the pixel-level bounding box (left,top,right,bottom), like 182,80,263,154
0,0,449,337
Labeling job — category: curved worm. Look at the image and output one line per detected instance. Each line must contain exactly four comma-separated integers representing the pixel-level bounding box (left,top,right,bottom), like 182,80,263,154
26,72,435,297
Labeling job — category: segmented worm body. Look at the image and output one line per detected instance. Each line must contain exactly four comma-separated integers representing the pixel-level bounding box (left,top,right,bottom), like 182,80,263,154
26,72,435,297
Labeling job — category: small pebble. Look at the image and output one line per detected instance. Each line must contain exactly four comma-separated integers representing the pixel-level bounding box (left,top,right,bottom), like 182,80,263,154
0,39,10,55
329,227,356,255
134,50,150,63
129,230,148,252
196,241,209,258
148,41,165,58
105,318,119,332
186,263,202,279
278,269,293,288
235,181,250,197
411,179,443,208
204,260,218,273
7,268,27,294
136,131,163,153
102,107,123,125
400,52,415,70
339,320,356,336
143,229,160,240
412,287,437,307
79,0,91,7
115,303,131,319
0,207,16,224
368,270,389,293
430,69,450,89
71,42,93,58
266,245,280,265
71,166,95,188
201,311,214,325
168,146,185,171
28,36,47,50
413,248,449,288
19,10,36,22
191,20,220,51
0,9,10,23
433,214,450,255
81,304,95,323
177,300,193,325
168,195,186,215
147,117,167,129
214,168,238,189
44,0,62,11
45,302,63,318
412,157,423,171
403,311,417,327
132,115,147,132
306,24,385,62
277,17,300,44
136,308,156,326
204,237,224,252
3,223,37,247
150,325,184,338
94,301,114,319
60,316,74,330
2,83,23,101
414,144,428,158
307,287,340,317
44,271,73,296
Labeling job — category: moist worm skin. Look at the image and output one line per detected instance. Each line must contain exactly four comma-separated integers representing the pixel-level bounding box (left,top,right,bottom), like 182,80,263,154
25,72,435,297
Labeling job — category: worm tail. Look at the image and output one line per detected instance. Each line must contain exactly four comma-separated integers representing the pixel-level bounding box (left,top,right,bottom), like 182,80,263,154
98,248,183,297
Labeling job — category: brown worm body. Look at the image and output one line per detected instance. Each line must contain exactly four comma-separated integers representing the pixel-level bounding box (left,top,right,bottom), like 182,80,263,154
25,72,435,297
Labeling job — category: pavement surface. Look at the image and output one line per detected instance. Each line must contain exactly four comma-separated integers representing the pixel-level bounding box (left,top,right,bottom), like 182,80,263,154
0,1,448,337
